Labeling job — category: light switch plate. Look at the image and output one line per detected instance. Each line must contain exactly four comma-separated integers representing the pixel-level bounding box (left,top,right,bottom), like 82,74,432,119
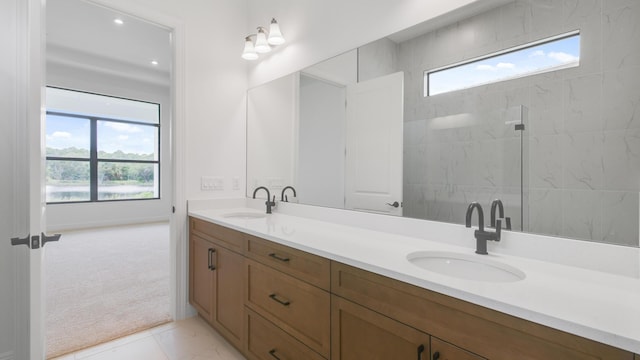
201,176,224,191
232,177,240,190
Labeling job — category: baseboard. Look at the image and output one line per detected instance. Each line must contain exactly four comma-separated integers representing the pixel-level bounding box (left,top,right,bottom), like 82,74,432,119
47,215,170,232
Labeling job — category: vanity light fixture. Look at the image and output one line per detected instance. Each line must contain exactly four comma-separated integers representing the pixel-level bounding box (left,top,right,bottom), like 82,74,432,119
242,18,285,60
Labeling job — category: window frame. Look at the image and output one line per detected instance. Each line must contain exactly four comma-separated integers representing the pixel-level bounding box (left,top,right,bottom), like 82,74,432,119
46,89,161,205
425,30,580,97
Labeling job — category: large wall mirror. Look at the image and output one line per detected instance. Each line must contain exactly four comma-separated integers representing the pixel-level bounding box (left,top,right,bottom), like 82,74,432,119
247,0,640,248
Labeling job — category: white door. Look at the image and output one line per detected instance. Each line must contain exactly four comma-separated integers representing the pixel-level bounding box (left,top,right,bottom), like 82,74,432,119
345,72,404,216
1,0,49,359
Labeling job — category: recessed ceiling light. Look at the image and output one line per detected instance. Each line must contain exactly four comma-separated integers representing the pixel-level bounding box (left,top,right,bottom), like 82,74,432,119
114,18,124,25
151,60,159,66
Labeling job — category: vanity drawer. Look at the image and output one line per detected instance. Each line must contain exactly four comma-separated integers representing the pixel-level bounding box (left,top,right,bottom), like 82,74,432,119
331,261,631,360
246,259,330,357
246,308,326,360
190,217,244,253
245,234,330,290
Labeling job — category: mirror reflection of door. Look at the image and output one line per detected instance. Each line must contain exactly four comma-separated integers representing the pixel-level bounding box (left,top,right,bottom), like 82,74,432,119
345,72,404,216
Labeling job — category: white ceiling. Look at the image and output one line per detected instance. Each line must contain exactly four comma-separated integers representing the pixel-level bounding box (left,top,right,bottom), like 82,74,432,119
47,0,172,80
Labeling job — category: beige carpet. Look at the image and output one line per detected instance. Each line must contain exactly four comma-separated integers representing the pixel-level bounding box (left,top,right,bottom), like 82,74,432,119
45,222,172,359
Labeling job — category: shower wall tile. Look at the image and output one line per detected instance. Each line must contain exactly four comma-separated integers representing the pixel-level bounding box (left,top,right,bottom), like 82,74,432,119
602,66,640,131
563,74,603,133
529,188,564,237
530,135,563,189
499,0,532,42
603,3,640,71
602,129,640,191
601,191,639,246
562,189,602,241
530,0,564,38
562,0,602,78
562,131,604,190
530,79,564,136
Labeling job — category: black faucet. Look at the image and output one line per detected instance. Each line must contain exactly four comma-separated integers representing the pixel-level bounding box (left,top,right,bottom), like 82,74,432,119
465,202,501,255
281,186,297,202
490,199,512,230
252,186,276,214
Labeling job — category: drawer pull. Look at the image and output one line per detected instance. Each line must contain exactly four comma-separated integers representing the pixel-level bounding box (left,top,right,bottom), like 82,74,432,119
432,350,440,360
208,248,217,271
268,252,290,262
269,293,291,306
417,344,425,360
268,349,282,360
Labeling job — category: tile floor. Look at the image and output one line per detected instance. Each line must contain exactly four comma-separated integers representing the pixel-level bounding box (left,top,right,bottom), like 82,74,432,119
51,316,246,360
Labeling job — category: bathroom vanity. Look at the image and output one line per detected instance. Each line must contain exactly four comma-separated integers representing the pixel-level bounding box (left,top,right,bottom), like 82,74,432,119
188,202,640,360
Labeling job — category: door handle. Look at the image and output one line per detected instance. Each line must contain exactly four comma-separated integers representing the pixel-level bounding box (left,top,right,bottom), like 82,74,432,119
11,234,30,247
11,233,61,249
386,201,400,208
41,233,61,247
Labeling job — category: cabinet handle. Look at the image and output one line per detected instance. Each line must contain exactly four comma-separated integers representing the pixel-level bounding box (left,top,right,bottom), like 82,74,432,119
268,349,282,360
268,252,290,262
207,248,213,270
432,351,440,360
209,248,217,271
269,293,291,306
417,344,425,360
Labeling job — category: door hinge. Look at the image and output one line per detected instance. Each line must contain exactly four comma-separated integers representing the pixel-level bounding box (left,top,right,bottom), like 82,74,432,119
172,206,176,214
515,123,525,131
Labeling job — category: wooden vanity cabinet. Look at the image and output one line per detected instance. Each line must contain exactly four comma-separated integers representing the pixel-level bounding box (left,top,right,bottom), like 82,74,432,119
245,256,331,358
189,218,635,360
331,261,632,360
431,337,486,360
331,295,430,360
189,218,245,350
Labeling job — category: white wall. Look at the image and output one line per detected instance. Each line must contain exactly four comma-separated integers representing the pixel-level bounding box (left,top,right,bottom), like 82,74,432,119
246,0,480,87
246,73,298,195
298,74,346,208
95,0,248,202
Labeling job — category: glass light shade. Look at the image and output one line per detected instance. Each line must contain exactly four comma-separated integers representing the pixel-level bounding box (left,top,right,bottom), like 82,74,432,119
268,19,285,45
254,28,271,53
241,38,258,60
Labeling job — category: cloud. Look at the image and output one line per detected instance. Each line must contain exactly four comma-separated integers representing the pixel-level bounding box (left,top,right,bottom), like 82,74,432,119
47,131,71,139
476,64,495,71
530,50,545,57
475,62,515,71
496,62,515,69
103,122,142,133
117,135,129,141
547,51,579,63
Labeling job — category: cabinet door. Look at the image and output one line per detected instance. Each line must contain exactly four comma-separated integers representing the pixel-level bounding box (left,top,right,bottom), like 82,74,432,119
431,337,485,360
189,234,214,322
212,245,245,349
332,295,429,360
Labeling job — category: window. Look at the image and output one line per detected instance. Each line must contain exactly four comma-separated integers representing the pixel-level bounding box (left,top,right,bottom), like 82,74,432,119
426,31,580,96
46,87,160,203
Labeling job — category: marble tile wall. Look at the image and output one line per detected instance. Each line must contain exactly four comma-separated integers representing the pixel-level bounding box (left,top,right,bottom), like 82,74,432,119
361,0,640,246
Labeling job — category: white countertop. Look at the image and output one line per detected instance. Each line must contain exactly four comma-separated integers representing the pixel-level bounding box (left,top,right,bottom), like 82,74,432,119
188,201,640,354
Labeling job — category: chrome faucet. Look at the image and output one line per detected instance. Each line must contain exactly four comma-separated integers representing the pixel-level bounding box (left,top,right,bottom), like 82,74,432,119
252,186,276,214
281,186,297,202
490,199,512,230
465,202,501,255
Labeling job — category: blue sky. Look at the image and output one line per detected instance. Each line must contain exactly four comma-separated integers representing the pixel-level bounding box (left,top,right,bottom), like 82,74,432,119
427,34,580,96
46,115,157,156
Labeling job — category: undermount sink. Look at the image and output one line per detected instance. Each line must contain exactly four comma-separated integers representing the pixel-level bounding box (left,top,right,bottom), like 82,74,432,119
407,251,525,283
221,212,268,219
